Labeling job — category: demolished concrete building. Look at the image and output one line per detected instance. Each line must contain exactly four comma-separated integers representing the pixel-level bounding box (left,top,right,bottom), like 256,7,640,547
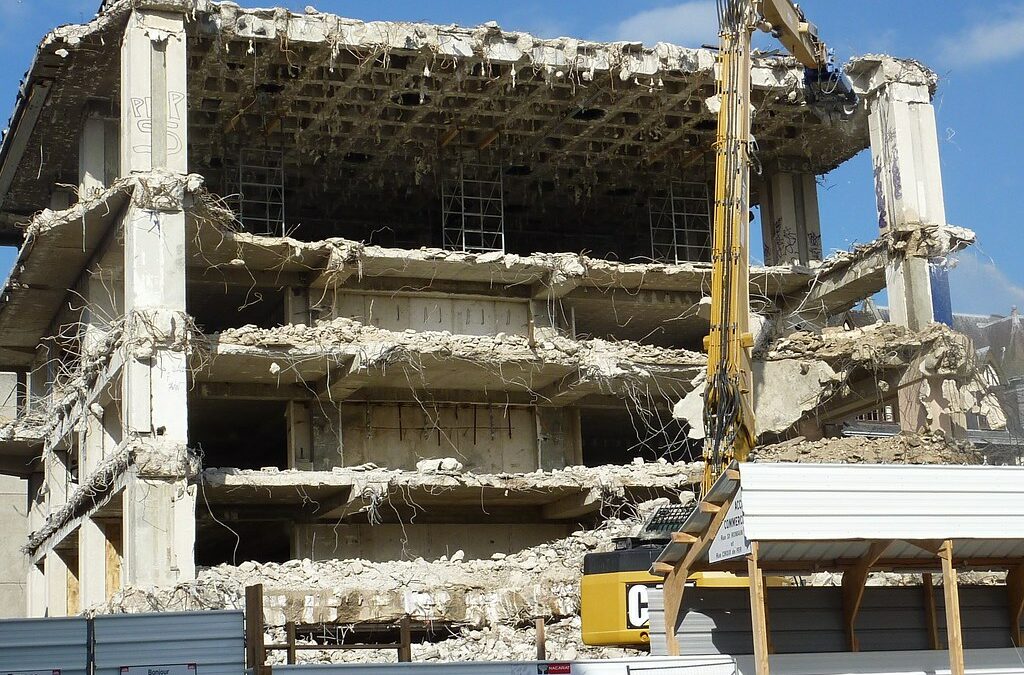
0,0,1004,655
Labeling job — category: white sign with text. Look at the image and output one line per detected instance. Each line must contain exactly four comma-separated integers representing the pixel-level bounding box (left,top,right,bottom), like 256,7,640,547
707,489,750,563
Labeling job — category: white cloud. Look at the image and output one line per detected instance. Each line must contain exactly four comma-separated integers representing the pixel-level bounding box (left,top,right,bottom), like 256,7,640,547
938,5,1024,68
948,249,1024,316
615,2,718,48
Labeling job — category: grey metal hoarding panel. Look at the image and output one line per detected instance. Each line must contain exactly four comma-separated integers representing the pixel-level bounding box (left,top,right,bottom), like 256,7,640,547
676,586,1020,656
0,616,88,675
93,611,243,675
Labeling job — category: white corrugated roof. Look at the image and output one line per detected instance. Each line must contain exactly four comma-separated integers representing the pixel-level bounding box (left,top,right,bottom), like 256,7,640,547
656,463,1024,572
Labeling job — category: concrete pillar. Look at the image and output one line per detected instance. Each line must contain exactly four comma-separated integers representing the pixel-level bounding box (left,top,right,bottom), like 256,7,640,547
122,477,195,587
285,287,311,326
855,61,946,331
287,401,313,470
79,114,118,200
25,474,45,617
535,407,582,470
119,4,194,588
78,412,107,608
121,7,187,175
760,172,822,266
852,58,961,436
529,300,574,342
44,551,69,617
26,562,45,618
79,518,107,609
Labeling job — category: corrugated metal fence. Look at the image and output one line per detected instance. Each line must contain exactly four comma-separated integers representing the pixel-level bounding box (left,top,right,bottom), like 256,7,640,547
650,585,1023,657
0,616,89,675
0,611,243,674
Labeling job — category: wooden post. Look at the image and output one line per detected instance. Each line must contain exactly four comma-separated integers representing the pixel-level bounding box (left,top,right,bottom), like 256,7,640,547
922,573,940,650
398,615,412,662
841,541,891,652
1007,564,1024,648
245,584,266,669
938,541,965,675
286,621,297,665
657,494,737,657
662,564,688,656
747,542,770,675
535,618,546,660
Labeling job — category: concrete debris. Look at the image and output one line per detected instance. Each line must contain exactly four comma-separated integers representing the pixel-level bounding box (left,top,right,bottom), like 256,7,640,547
211,317,703,379
202,460,702,513
93,503,665,630
263,617,638,665
764,321,966,366
751,432,982,465
415,457,464,473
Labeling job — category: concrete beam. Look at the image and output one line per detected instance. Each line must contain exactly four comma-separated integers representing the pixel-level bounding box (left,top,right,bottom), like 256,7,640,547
541,488,601,520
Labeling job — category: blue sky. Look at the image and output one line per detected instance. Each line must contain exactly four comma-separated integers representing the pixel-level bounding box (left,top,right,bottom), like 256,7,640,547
0,0,1021,316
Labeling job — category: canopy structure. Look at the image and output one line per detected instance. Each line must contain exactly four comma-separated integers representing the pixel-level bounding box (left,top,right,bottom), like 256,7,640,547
652,463,1024,675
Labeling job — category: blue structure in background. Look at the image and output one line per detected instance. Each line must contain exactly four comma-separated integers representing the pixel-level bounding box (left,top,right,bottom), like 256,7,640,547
931,263,953,327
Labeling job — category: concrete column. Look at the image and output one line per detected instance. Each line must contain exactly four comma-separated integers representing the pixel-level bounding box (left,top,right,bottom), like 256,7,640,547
287,401,313,469
119,4,194,588
122,477,195,587
535,407,581,470
852,58,961,436
760,172,822,266
79,114,118,200
78,412,107,608
44,551,69,616
121,7,187,175
25,474,45,617
26,562,45,618
285,287,311,326
855,60,946,331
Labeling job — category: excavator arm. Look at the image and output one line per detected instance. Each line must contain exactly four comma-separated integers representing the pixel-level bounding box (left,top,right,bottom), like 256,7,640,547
701,0,851,495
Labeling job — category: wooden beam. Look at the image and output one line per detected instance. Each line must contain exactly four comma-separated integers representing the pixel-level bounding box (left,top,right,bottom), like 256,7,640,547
748,541,771,675
922,573,940,650
1008,564,1024,648
841,540,892,651
938,540,965,675
699,502,722,514
904,539,945,556
662,561,688,656
671,532,699,545
652,562,675,576
662,494,737,655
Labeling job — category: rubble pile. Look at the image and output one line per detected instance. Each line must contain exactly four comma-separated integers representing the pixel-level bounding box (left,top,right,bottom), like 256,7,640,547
95,501,674,625
751,432,982,465
764,321,971,371
263,617,637,665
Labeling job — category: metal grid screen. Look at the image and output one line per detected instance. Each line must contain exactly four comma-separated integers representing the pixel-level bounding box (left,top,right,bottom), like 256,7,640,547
226,148,286,235
649,180,712,263
441,162,505,253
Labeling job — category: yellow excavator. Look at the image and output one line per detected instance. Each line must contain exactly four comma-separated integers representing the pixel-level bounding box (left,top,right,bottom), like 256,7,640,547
581,0,854,647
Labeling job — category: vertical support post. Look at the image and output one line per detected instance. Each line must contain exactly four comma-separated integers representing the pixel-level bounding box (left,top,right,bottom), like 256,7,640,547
1007,564,1024,648
245,584,266,668
661,564,688,656
286,401,313,470
938,540,965,675
747,542,770,675
79,112,118,201
535,618,546,660
285,287,311,326
923,573,941,650
760,172,822,266
286,621,297,664
398,615,412,662
119,3,194,591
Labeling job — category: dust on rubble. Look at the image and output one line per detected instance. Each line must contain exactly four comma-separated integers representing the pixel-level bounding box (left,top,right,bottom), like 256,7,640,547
92,500,672,661
751,432,982,465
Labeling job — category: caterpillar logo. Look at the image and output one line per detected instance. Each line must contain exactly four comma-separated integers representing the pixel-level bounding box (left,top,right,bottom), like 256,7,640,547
625,582,663,629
